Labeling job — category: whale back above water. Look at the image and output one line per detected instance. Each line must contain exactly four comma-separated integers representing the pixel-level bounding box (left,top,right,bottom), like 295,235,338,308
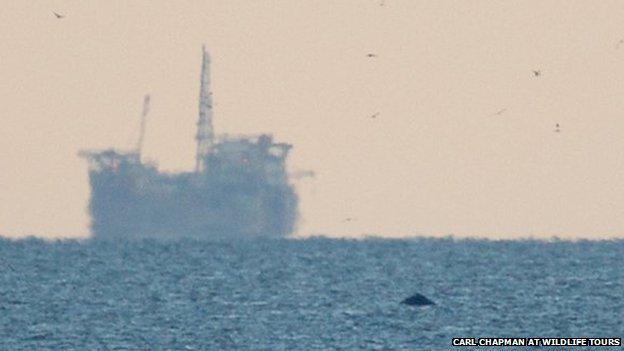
401,293,435,306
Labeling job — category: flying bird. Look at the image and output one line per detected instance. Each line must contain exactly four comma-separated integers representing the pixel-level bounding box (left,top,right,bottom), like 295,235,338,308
343,217,356,222
53,11,65,19
555,123,561,132
491,108,507,116
370,112,380,119
532,70,541,77
616,39,624,49
1,258,15,272
366,53,377,58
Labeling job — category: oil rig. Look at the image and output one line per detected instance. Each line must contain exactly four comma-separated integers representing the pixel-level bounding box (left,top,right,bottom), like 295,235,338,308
80,47,299,239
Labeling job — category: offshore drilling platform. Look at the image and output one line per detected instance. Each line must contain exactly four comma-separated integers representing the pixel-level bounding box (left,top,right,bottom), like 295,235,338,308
80,47,299,239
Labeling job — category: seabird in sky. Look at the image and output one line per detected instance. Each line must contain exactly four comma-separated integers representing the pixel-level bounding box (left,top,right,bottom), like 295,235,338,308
53,11,65,19
491,108,507,116
533,70,541,77
366,53,377,58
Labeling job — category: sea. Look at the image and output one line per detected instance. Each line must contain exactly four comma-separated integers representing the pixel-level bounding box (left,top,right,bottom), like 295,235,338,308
0,236,622,350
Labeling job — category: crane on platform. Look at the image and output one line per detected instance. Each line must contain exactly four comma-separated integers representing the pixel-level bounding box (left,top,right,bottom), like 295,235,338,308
135,94,151,162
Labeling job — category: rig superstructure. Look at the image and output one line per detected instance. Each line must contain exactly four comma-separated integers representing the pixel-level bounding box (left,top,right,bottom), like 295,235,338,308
80,47,299,239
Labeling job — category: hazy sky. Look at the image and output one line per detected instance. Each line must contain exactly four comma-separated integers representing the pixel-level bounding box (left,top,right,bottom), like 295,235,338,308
2,1,624,239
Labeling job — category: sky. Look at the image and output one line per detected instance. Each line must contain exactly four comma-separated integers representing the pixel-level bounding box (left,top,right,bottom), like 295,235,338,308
2,1,624,239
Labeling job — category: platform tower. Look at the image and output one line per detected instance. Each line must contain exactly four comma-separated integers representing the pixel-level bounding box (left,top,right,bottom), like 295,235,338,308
195,45,214,172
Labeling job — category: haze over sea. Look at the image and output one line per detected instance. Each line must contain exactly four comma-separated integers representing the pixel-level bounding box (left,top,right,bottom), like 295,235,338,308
1,236,622,350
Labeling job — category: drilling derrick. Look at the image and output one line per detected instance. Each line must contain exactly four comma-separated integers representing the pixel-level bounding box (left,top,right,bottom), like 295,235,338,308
195,45,214,172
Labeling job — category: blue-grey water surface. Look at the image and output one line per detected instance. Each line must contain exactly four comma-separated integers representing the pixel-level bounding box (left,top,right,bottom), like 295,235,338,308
1,237,622,350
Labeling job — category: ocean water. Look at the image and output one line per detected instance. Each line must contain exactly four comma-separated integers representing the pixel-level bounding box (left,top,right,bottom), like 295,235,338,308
0,237,622,350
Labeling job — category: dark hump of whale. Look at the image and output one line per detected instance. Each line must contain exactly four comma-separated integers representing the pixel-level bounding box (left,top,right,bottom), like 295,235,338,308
401,293,435,306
